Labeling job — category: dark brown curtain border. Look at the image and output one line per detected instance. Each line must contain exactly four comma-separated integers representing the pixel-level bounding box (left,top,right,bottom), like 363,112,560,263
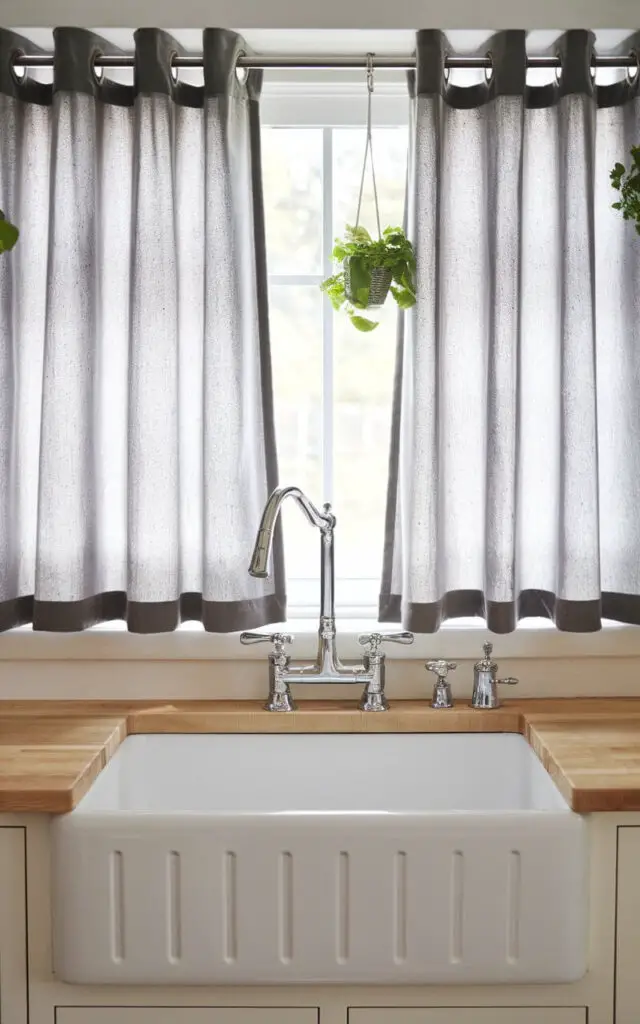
0,593,286,634
379,590,640,634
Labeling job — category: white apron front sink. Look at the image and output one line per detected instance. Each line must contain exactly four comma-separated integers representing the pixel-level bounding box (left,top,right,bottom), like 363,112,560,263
51,732,587,985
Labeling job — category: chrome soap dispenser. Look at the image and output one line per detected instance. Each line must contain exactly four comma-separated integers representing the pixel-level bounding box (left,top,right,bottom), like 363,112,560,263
471,641,518,709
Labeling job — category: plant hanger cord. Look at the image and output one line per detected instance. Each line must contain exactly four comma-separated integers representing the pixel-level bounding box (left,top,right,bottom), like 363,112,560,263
354,53,382,239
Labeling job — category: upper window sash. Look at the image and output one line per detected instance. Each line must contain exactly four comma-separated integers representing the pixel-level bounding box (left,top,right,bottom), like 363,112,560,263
261,73,410,128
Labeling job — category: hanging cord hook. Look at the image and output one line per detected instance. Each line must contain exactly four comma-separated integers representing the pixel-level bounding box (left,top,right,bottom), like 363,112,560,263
366,50,375,94
354,53,382,239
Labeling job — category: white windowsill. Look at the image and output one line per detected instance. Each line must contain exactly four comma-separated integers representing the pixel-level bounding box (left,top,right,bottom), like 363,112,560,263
0,618,637,661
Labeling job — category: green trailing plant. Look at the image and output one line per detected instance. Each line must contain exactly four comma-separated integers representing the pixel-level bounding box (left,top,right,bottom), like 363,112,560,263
320,224,416,332
610,145,640,235
0,210,19,254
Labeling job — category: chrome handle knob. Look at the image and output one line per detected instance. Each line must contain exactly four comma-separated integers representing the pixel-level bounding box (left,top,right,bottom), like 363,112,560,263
498,676,519,686
358,631,414,655
381,631,414,644
240,632,293,652
425,660,457,709
425,659,457,678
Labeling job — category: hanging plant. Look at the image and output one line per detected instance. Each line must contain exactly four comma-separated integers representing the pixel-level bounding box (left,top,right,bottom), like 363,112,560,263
320,223,416,332
320,54,416,332
610,145,640,234
0,210,19,254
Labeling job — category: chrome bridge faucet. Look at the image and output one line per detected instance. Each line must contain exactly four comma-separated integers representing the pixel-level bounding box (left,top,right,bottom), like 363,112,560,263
240,486,413,711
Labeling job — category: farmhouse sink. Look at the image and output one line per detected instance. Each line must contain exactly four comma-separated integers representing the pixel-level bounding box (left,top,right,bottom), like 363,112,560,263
51,733,587,985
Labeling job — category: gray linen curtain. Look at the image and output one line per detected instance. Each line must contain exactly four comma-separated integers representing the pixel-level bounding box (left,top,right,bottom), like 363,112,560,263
381,29,640,633
0,27,284,632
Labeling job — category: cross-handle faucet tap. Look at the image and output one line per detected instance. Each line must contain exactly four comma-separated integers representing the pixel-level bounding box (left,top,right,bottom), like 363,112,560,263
239,632,295,711
240,486,414,710
426,659,457,708
357,631,414,711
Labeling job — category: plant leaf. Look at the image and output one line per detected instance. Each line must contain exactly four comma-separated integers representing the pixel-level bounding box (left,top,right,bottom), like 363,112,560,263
0,214,19,254
391,285,417,309
345,224,372,243
349,313,379,331
320,272,346,311
345,255,371,307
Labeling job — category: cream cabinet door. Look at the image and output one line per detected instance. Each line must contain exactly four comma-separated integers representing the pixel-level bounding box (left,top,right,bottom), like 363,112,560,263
0,827,27,1024
349,1010,586,1024
616,826,640,1024
56,1010,318,1024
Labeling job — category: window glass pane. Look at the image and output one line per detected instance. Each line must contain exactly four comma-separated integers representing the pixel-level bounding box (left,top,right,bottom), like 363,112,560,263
263,124,408,612
332,128,408,587
262,128,323,276
269,285,323,584
333,127,407,240
333,301,398,586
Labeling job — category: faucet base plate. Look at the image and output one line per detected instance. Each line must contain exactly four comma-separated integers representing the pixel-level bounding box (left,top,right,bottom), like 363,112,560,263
264,693,296,712
359,693,389,712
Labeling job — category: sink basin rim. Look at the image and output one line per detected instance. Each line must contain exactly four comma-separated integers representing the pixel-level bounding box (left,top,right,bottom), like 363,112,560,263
67,731,571,815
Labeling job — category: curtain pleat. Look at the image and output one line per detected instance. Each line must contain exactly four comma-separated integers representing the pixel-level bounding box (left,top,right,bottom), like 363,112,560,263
0,26,284,632
381,28,640,633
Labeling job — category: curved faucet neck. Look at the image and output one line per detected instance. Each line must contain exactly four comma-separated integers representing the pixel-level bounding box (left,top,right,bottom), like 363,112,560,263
273,487,334,532
248,486,335,579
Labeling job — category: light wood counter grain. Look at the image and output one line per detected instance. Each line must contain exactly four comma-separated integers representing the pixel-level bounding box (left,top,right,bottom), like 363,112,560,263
0,716,126,813
1,698,640,813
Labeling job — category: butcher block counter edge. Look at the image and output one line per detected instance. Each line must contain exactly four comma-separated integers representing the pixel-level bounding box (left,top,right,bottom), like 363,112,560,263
0,698,638,813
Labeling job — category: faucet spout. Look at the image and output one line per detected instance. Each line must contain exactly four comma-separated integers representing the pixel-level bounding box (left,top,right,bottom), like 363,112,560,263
243,485,412,708
248,486,334,578
247,484,355,682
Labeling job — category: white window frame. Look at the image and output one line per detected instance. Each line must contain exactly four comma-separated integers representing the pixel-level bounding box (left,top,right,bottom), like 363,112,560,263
262,75,409,619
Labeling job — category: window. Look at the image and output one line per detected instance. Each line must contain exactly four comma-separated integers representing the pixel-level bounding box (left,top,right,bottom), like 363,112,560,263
261,89,409,617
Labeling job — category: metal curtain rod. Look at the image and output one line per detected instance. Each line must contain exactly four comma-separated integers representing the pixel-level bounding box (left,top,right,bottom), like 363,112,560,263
12,52,640,71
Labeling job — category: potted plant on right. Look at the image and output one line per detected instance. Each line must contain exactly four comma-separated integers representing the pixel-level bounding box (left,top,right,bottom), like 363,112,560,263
610,144,640,233
0,210,18,254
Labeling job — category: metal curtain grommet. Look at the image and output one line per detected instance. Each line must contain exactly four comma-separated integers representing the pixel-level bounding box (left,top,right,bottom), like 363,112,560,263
10,49,26,83
90,49,104,83
484,50,494,83
235,50,248,85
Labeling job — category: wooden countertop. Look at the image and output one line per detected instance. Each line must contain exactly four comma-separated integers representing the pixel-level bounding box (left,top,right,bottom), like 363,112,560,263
1,698,640,814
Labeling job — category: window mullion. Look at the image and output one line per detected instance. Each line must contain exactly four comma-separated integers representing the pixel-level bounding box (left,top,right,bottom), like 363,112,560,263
321,126,334,505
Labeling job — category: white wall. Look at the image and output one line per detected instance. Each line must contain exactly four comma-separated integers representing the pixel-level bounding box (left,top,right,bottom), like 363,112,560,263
5,0,640,31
